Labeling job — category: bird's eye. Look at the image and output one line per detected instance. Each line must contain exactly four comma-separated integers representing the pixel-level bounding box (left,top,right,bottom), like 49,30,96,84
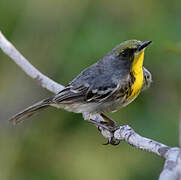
120,49,130,58
119,48,136,59
121,50,128,57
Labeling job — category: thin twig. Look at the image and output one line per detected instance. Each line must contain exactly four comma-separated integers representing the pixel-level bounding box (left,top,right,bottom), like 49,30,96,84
0,32,64,94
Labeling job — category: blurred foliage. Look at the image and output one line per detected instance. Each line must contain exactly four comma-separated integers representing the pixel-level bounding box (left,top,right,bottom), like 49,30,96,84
0,0,181,179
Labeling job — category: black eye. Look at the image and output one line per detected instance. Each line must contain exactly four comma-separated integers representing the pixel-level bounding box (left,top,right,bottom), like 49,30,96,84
121,50,128,57
120,49,131,58
119,48,136,59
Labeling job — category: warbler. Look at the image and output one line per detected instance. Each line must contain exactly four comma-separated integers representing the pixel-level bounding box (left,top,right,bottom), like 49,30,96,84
9,40,152,140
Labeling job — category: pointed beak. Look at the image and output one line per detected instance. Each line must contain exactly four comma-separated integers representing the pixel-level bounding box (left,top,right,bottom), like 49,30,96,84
137,40,152,51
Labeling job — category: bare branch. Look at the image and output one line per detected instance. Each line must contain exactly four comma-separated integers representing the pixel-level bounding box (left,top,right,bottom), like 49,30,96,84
0,31,64,94
114,125,170,158
114,126,181,180
159,148,181,180
0,31,181,179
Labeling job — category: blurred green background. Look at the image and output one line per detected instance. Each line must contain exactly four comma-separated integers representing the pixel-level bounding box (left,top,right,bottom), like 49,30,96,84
0,0,181,179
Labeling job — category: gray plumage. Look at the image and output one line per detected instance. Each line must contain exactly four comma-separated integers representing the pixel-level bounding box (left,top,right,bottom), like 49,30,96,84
9,40,152,125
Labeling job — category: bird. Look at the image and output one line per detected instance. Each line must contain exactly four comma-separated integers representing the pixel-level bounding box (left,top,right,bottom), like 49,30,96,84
9,39,152,144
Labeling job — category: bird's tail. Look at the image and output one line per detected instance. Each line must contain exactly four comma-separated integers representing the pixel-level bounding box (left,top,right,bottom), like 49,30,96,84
9,97,53,125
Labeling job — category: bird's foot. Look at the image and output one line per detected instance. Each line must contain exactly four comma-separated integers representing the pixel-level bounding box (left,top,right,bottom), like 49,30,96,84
88,118,120,146
98,121,120,146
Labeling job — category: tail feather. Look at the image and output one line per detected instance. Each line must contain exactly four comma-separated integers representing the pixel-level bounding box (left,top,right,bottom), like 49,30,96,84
9,99,52,125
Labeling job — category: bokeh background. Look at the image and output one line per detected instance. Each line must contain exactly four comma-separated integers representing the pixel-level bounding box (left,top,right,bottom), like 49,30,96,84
0,0,181,179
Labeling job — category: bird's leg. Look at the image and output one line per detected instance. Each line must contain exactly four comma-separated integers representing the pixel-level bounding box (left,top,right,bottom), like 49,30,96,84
99,113,120,145
100,113,116,127
87,118,117,132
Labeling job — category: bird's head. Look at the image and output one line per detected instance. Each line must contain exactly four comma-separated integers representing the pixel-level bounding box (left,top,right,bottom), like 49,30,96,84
115,39,152,61
112,39,152,72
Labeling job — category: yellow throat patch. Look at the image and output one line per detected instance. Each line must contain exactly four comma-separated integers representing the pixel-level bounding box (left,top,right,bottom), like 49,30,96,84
129,50,144,98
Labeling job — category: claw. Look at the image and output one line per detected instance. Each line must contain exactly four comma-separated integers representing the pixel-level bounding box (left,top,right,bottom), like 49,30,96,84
102,140,110,145
102,137,120,146
110,138,120,146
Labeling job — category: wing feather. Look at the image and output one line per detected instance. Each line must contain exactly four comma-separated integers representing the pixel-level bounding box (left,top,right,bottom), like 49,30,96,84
53,63,131,104
53,85,117,103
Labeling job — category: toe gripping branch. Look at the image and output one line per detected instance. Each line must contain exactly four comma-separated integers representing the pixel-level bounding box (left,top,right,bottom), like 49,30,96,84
98,121,120,146
86,113,120,146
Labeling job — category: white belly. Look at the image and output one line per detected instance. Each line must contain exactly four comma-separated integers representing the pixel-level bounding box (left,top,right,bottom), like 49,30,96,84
50,97,127,114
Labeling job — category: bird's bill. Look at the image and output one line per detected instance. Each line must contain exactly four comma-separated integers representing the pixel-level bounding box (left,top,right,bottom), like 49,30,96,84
137,40,152,52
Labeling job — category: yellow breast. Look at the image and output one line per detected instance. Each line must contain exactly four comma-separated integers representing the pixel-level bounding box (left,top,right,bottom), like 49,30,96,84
129,51,144,99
